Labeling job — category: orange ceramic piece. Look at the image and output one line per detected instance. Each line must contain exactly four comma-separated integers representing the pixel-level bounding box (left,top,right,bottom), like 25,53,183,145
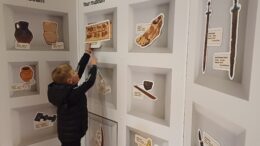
43,21,58,45
20,66,34,82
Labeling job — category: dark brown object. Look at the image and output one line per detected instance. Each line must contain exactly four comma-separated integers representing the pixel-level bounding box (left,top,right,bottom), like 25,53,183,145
198,129,204,146
229,0,241,79
143,81,153,90
202,1,212,73
101,127,104,146
134,85,157,100
14,21,33,43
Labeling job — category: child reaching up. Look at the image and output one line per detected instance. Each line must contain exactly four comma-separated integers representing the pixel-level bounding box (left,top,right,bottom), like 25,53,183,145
48,44,97,146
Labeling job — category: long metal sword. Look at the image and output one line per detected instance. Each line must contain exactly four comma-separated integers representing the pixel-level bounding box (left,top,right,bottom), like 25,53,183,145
229,0,241,79
202,0,212,74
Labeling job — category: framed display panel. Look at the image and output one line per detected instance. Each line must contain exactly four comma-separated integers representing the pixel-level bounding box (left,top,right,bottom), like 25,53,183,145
84,8,117,52
3,4,69,51
11,104,57,146
8,61,39,98
128,0,174,53
127,65,171,126
191,0,258,100
87,63,117,110
191,103,245,146
127,127,168,146
46,61,70,84
86,112,118,146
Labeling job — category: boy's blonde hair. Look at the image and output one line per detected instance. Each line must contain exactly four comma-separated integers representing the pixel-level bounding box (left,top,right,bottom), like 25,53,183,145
52,64,73,84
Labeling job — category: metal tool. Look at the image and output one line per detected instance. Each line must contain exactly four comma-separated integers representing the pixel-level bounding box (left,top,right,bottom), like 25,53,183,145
134,85,157,100
229,0,241,80
202,0,212,74
198,129,204,146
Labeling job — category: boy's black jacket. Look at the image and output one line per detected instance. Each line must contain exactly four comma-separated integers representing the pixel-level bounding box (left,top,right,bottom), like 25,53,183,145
47,53,97,143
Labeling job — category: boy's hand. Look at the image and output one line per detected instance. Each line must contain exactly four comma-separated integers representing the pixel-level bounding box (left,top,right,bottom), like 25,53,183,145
90,55,97,65
85,43,94,54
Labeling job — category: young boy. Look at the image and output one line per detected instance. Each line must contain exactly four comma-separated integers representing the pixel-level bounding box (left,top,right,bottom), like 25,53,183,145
48,45,97,146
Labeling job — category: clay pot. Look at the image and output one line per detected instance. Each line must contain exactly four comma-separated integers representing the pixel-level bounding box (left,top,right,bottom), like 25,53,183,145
43,21,57,32
43,21,58,45
14,21,33,43
20,66,34,82
43,32,58,45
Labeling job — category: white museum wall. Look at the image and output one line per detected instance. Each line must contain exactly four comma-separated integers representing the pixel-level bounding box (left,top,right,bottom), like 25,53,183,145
0,0,259,146
0,0,78,145
78,0,189,146
184,0,260,146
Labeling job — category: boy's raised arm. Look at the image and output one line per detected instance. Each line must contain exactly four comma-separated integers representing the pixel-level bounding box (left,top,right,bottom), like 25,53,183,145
74,65,97,93
75,52,97,94
76,53,90,79
76,44,93,78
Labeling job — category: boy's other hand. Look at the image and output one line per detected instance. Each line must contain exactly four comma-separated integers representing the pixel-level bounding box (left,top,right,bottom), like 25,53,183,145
90,55,97,65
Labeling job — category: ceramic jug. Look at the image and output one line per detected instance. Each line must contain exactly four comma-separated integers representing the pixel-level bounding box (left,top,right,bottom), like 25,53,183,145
14,21,33,43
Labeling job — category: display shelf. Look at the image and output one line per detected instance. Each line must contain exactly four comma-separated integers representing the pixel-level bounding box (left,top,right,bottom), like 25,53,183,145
8,61,39,98
3,4,69,51
11,103,57,146
127,127,168,146
9,95,46,109
128,0,174,53
86,112,118,146
129,0,170,5
87,63,117,110
192,0,258,100
127,65,171,126
46,60,70,84
191,103,245,146
27,137,59,146
127,111,167,127
84,7,117,52
126,114,171,140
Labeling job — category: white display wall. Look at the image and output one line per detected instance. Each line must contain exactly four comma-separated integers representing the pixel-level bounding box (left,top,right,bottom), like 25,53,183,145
78,0,189,146
0,0,78,145
0,0,259,146
184,0,260,146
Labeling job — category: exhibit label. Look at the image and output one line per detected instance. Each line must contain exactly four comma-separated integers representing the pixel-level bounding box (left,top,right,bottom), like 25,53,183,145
15,42,30,49
28,0,45,3
203,132,221,146
136,23,151,34
11,82,31,91
207,28,223,47
135,134,152,146
83,0,105,7
133,87,144,100
213,52,230,71
52,42,64,49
